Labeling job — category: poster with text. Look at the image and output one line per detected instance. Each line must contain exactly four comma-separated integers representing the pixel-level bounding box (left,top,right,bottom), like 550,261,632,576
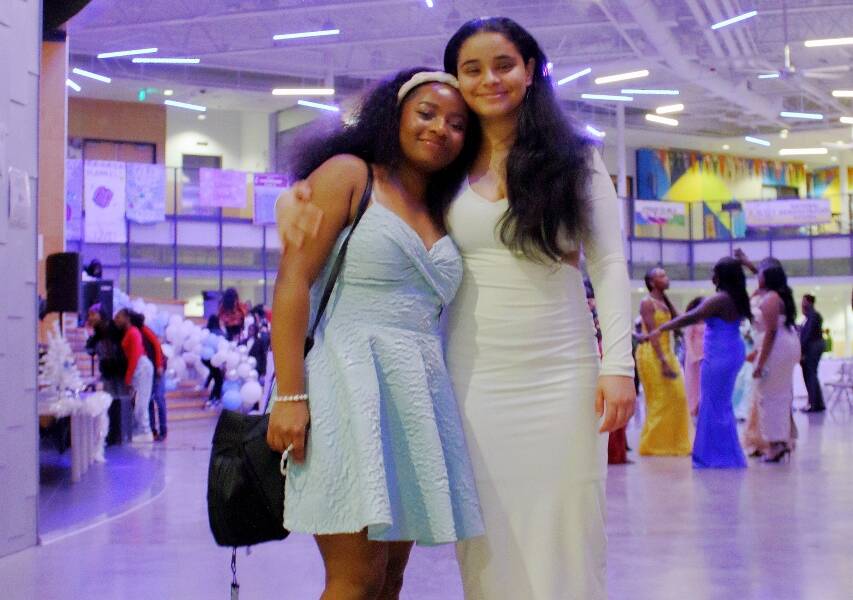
84,160,127,243
65,159,83,240
634,199,686,226
126,162,166,223
253,173,288,225
199,168,247,208
743,199,831,227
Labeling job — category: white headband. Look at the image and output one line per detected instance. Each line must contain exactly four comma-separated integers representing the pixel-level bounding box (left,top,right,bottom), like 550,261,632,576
397,71,460,105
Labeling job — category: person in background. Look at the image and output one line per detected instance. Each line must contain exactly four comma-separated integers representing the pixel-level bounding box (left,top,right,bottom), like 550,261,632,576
644,257,752,469
636,267,692,456
82,258,103,281
203,314,225,406
822,328,833,354
683,296,705,417
129,311,168,442
218,287,247,341
114,308,154,442
85,305,128,442
800,294,826,413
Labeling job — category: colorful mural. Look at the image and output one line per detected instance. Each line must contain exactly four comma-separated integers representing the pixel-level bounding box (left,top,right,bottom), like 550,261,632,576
812,166,853,214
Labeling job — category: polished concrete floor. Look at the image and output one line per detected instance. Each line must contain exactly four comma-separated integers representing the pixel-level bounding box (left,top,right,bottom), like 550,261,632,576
2,406,852,599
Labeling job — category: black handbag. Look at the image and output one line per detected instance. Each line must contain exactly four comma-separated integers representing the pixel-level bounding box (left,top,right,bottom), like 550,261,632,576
207,166,374,549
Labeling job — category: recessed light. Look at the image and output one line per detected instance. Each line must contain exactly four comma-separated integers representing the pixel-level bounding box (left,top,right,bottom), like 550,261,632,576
164,89,174,96
722,144,731,150
198,114,207,120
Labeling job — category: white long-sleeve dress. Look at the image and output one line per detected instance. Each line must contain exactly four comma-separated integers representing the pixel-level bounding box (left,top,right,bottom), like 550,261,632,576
445,150,635,599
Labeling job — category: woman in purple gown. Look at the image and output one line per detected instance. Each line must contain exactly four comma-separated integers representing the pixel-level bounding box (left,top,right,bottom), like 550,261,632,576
644,257,752,469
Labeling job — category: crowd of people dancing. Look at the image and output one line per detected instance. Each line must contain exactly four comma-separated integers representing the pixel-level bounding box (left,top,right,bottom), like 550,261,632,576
634,249,827,467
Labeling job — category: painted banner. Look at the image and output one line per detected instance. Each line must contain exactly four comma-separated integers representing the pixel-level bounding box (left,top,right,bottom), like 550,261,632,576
65,159,83,241
743,199,832,227
199,168,247,208
84,160,127,243
634,199,686,226
253,173,288,225
126,163,167,223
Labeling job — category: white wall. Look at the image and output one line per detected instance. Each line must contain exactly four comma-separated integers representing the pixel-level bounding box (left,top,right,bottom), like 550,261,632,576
0,0,40,557
166,109,270,172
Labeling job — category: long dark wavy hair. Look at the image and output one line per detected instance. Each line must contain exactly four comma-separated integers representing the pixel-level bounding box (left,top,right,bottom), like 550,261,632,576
713,257,752,321
644,267,678,318
290,67,480,227
444,17,593,262
761,264,797,328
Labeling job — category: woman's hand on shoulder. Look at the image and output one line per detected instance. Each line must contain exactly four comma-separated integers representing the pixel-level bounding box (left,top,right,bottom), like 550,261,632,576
596,375,636,433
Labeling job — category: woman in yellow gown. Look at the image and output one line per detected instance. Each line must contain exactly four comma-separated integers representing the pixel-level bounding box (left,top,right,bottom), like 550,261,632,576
636,268,692,455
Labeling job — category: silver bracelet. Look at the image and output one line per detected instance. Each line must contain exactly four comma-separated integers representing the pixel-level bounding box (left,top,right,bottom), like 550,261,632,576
274,393,308,403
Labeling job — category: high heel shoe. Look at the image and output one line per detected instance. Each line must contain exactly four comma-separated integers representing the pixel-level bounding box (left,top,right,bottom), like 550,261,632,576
762,447,791,463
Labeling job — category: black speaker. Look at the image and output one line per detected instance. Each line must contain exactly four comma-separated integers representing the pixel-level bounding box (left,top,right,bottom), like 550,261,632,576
45,252,80,314
81,280,114,319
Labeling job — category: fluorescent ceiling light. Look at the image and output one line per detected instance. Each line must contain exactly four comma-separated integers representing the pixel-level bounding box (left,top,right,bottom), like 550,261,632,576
620,88,679,95
273,28,340,41
133,57,200,64
557,67,591,85
582,93,633,102
804,37,853,48
778,148,828,156
655,103,684,114
71,68,111,83
272,88,335,96
780,111,823,120
744,136,770,146
594,69,649,85
711,10,758,30
780,129,789,138
585,125,606,138
831,90,853,98
97,47,158,59
645,114,678,126
758,72,780,79
297,99,340,113
65,79,81,92
425,0,434,6
722,144,731,150
164,99,206,112
164,89,174,96
840,117,853,125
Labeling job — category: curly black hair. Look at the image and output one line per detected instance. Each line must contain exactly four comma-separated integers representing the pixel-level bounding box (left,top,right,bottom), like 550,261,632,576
713,257,752,322
289,67,480,227
444,17,593,263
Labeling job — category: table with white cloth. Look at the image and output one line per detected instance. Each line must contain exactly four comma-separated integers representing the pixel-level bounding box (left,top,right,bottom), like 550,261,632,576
38,390,112,482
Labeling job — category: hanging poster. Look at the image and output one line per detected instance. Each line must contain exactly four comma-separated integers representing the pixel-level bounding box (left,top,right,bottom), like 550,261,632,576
199,168,247,208
65,158,83,240
634,199,686,226
743,199,832,227
253,173,289,225
84,160,127,243
126,162,166,223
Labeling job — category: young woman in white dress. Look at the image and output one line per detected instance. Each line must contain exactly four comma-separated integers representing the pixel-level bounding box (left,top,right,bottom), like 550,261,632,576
278,17,636,600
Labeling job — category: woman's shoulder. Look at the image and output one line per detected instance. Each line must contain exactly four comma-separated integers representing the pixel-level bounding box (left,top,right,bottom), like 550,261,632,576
310,154,370,189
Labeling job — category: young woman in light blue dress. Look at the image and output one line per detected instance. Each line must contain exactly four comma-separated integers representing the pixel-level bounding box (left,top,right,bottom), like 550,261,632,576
266,69,484,600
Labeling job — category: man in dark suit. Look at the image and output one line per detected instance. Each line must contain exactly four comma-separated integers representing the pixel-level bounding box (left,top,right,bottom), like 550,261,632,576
800,294,826,412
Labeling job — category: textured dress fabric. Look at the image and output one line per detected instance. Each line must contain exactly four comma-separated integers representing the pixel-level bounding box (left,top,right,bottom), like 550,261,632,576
446,150,634,600
684,323,705,415
283,199,484,545
752,309,800,444
636,307,693,456
693,317,747,469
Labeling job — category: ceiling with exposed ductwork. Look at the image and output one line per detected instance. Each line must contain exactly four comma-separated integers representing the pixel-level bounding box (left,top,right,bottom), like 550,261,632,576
65,0,853,141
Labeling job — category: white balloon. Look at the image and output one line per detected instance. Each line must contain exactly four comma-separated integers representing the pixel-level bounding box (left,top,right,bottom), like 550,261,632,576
170,356,187,378
182,352,199,367
247,356,257,368
166,324,183,344
240,381,263,407
161,343,174,359
210,351,227,368
226,352,241,371
182,336,196,351
249,370,259,381
226,369,238,380
169,314,183,327
238,345,249,355
236,362,252,379
132,298,145,313
217,339,230,353
180,320,195,337
196,365,210,381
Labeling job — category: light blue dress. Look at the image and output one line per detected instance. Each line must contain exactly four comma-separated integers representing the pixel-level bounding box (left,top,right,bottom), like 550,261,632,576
283,197,484,545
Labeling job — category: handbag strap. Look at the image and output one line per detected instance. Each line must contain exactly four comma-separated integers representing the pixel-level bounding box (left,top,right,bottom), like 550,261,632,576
303,164,373,356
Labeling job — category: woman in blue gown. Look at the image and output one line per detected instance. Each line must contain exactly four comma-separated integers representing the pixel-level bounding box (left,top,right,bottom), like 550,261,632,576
644,257,752,469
